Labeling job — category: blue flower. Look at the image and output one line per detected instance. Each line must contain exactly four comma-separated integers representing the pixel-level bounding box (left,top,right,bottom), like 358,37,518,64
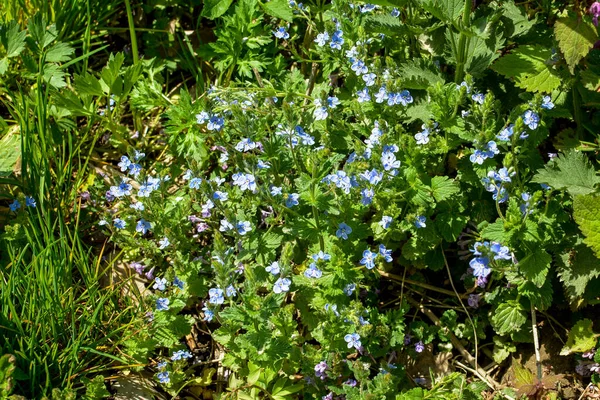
361,188,374,206
541,96,554,110
189,177,202,189
379,215,392,229
208,288,225,305
136,219,151,234
304,263,323,278
157,361,167,370
344,332,361,349
344,283,356,296
312,251,331,261
314,32,330,46
286,193,299,207
522,110,540,130
336,222,352,240
134,150,145,161
456,81,471,93
469,149,489,165
157,371,170,384
375,86,388,103
415,341,425,353
266,261,280,275
497,167,513,183
270,185,283,196
379,244,393,262
213,191,228,202
391,7,400,16
173,277,185,290
196,111,210,124
130,202,145,211
207,115,224,131
202,306,214,322
414,128,430,145
273,277,291,293
397,90,413,106
472,93,485,104
156,298,170,311
273,26,290,39
486,141,499,156
113,218,126,229
257,160,271,169
9,199,21,212
362,73,376,86
313,104,328,120
158,237,170,249
520,192,533,215
361,3,377,12
232,173,257,192
497,124,514,141
381,151,400,171
356,88,370,103
323,171,352,194
235,138,258,152
219,219,234,232
327,96,340,108
360,169,383,185
414,215,426,228
470,257,490,278
118,156,131,172
490,242,512,260
236,221,252,235
360,249,378,270
351,59,368,75
226,285,237,297
171,350,192,361
330,29,344,50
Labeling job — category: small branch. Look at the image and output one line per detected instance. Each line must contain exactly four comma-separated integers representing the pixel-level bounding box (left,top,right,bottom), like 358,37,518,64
531,303,543,381
303,62,319,106
378,269,469,299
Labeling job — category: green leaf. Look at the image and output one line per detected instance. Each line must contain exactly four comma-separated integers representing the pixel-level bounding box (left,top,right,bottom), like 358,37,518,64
430,176,459,202
500,2,536,37
261,0,294,22
557,241,600,304
493,336,516,364
46,42,74,63
0,57,7,75
491,300,527,335
201,0,235,19
492,45,561,93
74,73,105,97
1,21,26,58
396,388,425,400
82,375,110,400
365,0,408,6
0,132,20,177
518,249,551,288
398,59,445,89
560,319,598,355
532,150,600,196
574,194,600,258
417,0,465,23
554,14,597,74
480,220,506,242
364,14,406,36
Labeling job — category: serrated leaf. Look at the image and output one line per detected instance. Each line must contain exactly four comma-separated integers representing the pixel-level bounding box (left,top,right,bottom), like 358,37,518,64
417,0,465,23
574,194,600,258
74,73,105,97
500,2,536,37
1,21,26,57
46,42,74,63
518,249,551,288
491,300,527,335
532,150,600,196
554,14,597,74
398,59,445,89
560,319,598,355
430,176,459,202
480,220,505,242
492,45,561,93
364,14,407,36
261,0,294,22
0,132,20,177
557,241,600,303
0,57,7,75
201,0,235,19
366,0,408,6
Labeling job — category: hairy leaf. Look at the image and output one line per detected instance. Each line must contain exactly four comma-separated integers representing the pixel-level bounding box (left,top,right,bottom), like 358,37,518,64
491,300,527,335
532,150,600,196
560,319,598,355
554,14,597,74
518,249,551,288
261,0,294,22
201,0,235,19
574,194,600,258
492,45,561,93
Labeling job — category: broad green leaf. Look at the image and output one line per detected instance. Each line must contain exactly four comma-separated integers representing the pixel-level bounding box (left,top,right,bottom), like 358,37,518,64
517,249,551,288
0,57,7,75
493,336,516,364
0,132,20,177
46,42,74,63
431,176,459,202
492,45,561,93
491,300,527,335
560,319,598,355
532,150,600,196
364,14,406,36
574,194,600,258
513,362,535,386
74,73,105,97
261,0,294,22
500,2,536,37
201,0,235,19
1,21,26,57
417,0,465,23
396,388,425,400
83,375,110,400
480,219,505,242
554,14,597,74
398,59,445,89
557,241,600,304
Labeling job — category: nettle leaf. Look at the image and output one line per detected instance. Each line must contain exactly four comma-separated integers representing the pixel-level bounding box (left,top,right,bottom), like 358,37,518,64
491,300,527,335
573,194,600,258
560,319,598,355
557,241,600,304
500,2,536,38
398,59,445,89
492,45,561,93
364,14,406,36
201,0,235,19
517,248,551,288
430,176,459,202
417,0,465,23
554,13,597,74
366,0,408,6
261,0,294,22
532,150,600,196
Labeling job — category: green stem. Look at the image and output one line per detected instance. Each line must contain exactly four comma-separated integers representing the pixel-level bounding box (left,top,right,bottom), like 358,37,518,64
124,0,139,65
454,0,472,83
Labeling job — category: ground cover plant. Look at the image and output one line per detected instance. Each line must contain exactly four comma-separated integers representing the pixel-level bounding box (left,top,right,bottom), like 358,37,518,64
2,0,600,399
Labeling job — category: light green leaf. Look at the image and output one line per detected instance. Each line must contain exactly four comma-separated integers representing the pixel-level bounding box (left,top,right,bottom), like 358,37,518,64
74,73,105,97
398,59,445,89
493,336,516,364
261,0,294,22
417,0,465,23
431,176,459,202
492,45,561,93
46,42,74,63
491,300,527,335
574,194,600,258
560,319,598,355
364,14,406,36
518,249,551,288
0,57,7,75
365,0,408,6
1,21,26,57
0,132,20,177
500,2,536,37
532,150,600,196
554,14,597,74
557,240,600,304
201,0,235,19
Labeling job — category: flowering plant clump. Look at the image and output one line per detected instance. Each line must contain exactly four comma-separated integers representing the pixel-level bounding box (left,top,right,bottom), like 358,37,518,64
5,0,600,398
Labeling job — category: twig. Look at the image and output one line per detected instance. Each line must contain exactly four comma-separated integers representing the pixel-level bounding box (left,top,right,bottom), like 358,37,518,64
406,296,501,390
531,303,543,381
303,62,319,106
378,269,469,299
578,383,593,400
